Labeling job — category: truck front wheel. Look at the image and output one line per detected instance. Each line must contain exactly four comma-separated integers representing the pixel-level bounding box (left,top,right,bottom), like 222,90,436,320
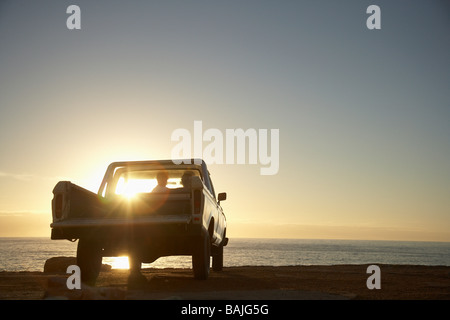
192,231,211,280
77,238,102,286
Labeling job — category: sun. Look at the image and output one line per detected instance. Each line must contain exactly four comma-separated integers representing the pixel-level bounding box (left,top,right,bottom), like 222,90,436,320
104,256,130,269
115,177,157,199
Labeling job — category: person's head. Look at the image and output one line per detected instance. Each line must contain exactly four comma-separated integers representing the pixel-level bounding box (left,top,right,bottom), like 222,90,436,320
181,171,194,187
156,171,169,186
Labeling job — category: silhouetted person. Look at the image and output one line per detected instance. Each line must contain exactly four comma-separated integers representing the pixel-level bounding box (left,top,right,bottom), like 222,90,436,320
152,171,169,193
180,171,194,189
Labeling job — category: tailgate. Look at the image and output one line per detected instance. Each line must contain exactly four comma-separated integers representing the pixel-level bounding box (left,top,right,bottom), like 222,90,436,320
50,214,192,228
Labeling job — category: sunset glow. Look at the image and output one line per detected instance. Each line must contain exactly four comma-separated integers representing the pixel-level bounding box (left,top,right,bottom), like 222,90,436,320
0,1,448,242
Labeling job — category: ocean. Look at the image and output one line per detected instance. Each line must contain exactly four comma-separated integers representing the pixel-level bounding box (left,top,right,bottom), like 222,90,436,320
0,237,449,272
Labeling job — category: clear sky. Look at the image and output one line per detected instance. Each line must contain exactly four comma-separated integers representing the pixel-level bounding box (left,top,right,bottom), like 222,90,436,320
0,1,449,241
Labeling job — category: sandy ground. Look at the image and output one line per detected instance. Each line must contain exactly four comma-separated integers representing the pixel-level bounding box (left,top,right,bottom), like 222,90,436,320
0,264,449,300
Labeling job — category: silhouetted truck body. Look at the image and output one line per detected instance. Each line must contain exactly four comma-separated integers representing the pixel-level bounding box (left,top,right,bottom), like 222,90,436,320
50,159,227,284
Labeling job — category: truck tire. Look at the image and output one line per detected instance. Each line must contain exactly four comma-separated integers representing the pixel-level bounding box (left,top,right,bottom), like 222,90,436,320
77,238,102,286
192,231,211,280
212,244,223,271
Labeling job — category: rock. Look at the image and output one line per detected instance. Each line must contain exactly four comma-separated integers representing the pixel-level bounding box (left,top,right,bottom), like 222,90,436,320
44,257,77,273
44,256,112,273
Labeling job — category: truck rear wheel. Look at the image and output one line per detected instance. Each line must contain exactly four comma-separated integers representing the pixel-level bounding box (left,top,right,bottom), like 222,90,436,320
77,238,102,286
192,231,211,280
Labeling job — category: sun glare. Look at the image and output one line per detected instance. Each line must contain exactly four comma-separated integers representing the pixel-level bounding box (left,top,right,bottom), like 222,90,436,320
104,256,130,269
115,177,157,199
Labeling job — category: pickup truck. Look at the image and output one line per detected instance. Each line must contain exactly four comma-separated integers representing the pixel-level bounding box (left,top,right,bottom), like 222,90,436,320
50,159,228,284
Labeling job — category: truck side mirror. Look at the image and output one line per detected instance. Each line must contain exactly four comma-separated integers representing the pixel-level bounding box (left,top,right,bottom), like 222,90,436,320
218,192,227,204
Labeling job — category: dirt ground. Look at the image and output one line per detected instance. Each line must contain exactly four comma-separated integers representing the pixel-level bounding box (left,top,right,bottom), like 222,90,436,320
0,264,449,300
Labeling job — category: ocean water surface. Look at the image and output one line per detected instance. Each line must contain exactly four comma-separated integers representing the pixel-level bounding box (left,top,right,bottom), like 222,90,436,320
0,237,449,272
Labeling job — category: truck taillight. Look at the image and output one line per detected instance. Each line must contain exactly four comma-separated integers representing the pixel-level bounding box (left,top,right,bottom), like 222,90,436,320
55,194,63,219
194,190,201,214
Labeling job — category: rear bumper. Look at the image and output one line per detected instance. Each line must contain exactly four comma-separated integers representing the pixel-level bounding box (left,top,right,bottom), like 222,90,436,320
50,214,196,240
51,214,191,228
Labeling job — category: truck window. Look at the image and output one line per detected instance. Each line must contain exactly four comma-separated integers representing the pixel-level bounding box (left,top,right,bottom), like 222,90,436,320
203,171,216,199
112,168,201,198
209,173,217,199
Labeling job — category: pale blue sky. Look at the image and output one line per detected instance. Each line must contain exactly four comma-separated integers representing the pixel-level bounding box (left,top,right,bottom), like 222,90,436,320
0,1,449,240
